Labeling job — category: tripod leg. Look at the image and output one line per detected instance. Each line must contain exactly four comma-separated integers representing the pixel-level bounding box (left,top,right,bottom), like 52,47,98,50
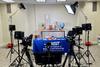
82,50,87,57
9,56,19,67
87,51,91,67
62,53,69,67
13,48,19,54
79,52,87,64
26,50,34,67
16,51,25,67
68,55,71,67
88,50,95,62
52,64,54,67
44,65,46,67
7,50,11,58
72,51,80,67
10,51,12,62
41,65,42,67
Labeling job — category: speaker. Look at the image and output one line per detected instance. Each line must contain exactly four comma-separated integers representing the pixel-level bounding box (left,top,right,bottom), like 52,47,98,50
9,25,16,31
19,3,26,9
14,31,24,40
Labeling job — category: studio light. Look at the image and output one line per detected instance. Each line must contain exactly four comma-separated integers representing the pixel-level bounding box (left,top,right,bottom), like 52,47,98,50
18,3,26,9
3,0,14,3
64,2,78,15
65,5,75,15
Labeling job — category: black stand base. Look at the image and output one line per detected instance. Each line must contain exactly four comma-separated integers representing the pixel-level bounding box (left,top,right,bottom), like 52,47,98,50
16,47,33,67
74,51,87,65
7,48,18,62
62,37,80,67
62,50,80,67
9,47,33,67
82,48,95,66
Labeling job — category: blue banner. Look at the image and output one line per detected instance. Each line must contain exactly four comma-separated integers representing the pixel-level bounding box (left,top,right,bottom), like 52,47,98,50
33,38,70,54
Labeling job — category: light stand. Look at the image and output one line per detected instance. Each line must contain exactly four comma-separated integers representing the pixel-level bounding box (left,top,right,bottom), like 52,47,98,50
74,27,87,65
82,30,95,67
7,3,26,63
7,6,22,62
74,34,87,65
82,23,95,67
7,25,18,62
9,31,28,67
77,3,95,66
7,8,19,62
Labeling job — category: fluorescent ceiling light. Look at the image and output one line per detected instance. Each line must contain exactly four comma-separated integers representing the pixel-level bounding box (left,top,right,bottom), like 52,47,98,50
65,5,75,15
36,0,45,2
57,0,66,2
3,0,14,2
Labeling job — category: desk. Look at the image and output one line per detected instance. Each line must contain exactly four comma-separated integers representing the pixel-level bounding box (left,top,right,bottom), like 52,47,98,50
33,38,70,54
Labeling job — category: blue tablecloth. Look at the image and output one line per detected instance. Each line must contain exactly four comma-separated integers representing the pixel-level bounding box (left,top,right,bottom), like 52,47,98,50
32,38,70,54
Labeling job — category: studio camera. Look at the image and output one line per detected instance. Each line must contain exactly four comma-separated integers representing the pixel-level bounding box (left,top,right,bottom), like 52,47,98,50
21,34,33,46
72,26,83,35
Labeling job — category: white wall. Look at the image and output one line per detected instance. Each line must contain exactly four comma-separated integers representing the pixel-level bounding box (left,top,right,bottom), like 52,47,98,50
0,5,3,46
0,4,10,46
11,4,29,36
13,4,77,35
77,2,100,42
35,4,78,32
2,2,100,46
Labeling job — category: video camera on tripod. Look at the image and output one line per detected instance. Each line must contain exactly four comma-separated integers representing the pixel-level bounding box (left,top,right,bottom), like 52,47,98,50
21,34,33,47
14,31,33,46
67,26,83,38
10,31,34,67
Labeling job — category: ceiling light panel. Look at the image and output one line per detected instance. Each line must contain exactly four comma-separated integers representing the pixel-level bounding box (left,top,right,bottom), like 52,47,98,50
3,0,14,2
36,0,46,2
57,0,66,2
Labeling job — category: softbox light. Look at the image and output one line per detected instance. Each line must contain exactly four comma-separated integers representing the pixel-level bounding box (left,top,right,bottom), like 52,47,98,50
65,2,78,15
18,3,26,9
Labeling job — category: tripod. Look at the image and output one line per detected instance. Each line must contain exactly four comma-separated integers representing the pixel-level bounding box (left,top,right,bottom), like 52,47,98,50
43,42,55,67
73,35,87,65
62,37,80,67
16,45,34,67
7,30,18,62
9,39,29,67
82,31,95,67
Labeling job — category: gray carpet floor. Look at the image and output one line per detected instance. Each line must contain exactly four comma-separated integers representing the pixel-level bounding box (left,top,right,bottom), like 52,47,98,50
0,45,100,67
